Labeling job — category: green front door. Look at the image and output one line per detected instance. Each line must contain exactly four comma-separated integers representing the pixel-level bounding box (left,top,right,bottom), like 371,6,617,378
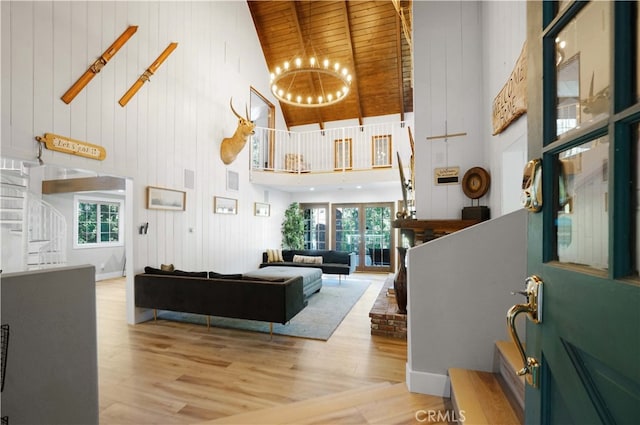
525,2,640,423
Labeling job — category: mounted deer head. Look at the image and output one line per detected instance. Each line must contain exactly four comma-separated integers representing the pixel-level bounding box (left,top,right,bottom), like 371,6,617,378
220,98,256,165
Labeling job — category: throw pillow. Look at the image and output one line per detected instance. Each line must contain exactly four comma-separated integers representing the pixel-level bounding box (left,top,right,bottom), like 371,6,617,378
160,263,175,272
266,248,284,263
144,266,172,275
292,254,323,264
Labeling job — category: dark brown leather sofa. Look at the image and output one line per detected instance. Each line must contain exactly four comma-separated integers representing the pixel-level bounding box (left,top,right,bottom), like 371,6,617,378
135,271,306,326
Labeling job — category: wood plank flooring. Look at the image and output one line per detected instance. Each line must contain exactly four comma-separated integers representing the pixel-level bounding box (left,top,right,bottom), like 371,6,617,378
97,274,450,424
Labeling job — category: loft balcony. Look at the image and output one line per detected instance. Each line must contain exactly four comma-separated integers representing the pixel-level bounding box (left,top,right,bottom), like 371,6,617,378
249,121,414,192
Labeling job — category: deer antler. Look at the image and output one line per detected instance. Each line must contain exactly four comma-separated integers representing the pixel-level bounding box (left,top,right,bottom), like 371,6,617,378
229,97,244,120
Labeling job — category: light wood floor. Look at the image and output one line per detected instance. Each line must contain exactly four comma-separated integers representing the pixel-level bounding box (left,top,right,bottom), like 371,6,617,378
97,274,450,424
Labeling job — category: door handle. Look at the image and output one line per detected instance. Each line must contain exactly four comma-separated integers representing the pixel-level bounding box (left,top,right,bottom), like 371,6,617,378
507,275,543,388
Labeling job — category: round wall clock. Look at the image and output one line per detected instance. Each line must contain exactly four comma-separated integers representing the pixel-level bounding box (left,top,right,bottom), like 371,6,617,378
462,167,490,199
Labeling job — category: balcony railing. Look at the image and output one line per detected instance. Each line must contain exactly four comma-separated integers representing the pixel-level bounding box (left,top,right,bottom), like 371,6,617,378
250,121,414,174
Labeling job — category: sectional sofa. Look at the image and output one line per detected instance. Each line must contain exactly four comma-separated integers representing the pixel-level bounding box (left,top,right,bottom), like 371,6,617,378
135,267,306,333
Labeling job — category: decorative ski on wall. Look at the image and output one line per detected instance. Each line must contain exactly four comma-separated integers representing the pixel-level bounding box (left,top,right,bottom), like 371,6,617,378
61,25,138,104
119,42,178,107
35,133,106,161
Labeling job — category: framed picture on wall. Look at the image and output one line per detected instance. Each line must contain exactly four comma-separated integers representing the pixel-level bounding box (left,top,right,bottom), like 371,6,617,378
334,138,353,170
214,196,237,214
372,135,392,167
146,186,186,211
254,202,270,217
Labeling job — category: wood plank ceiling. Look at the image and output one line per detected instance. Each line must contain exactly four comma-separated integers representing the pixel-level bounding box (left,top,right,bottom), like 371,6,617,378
247,0,413,129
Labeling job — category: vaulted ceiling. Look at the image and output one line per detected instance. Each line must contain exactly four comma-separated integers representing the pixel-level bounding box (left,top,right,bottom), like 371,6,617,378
247,0,413,129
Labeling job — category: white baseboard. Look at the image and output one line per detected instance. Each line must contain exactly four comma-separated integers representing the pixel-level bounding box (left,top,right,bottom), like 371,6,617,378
406,363,451,397
96,271,125,281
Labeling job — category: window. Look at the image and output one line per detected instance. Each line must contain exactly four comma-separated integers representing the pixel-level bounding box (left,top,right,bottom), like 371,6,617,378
334,138,353,170
372,135,392,167
74,196,124,248
250,87,275,170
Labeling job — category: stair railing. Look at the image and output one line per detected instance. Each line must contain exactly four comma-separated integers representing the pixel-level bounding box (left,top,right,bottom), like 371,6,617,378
26,195,67,268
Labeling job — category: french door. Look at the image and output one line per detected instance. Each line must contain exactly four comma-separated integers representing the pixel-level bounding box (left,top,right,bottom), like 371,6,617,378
301,203,329,250
525,2,640,423
332,203,394,272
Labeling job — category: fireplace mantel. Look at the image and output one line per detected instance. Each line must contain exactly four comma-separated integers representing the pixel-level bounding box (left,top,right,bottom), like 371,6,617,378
392,218,481,245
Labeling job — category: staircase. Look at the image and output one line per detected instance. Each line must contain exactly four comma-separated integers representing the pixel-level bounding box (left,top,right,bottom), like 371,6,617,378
0,159,66,271
448,339,525,424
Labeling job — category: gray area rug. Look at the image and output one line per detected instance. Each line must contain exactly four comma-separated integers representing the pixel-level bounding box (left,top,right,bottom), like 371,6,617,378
157,277,370,340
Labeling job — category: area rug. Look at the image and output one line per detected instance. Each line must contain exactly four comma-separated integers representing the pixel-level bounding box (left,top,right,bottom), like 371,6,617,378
156,277,370,340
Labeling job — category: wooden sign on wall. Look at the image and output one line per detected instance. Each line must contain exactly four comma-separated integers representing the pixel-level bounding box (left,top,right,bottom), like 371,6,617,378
492,42,527,135
36,133,106,160
434,167,460,185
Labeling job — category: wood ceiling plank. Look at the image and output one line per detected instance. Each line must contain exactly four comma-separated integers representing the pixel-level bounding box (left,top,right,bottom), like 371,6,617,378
248,0,412,128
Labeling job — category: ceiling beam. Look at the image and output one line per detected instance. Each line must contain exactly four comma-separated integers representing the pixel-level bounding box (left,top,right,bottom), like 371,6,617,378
42,176,125,194
341,1,363,126
395,7,406,121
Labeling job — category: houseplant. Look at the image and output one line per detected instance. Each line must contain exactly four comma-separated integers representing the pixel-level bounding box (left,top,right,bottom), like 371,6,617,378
281,202,304,249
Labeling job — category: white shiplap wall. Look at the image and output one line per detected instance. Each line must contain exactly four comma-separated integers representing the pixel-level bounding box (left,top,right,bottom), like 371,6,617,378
1,2,290,305
481,1,528,216
413,1,485,220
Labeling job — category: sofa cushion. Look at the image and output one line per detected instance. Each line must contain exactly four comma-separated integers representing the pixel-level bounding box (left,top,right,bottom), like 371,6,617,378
209,271,243,279
144,266,208,278
241,275,286,282
144,266,174,275
173,270,209,278
293,254,323,264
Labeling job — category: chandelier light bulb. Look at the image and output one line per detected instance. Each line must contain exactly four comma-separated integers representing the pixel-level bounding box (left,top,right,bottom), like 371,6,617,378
297,95,302,103
342,68,348,76
284,61,290,70
323,59,329,68
327,93,333,101
347,75,352,82
307,96,312,104
275,66,281,75
337,90,342,98
278,89,284,96
272,84,277,92
295,58,302,67
286,93,292,101
270,73,275,81
334,62,340,71
318,96,323,103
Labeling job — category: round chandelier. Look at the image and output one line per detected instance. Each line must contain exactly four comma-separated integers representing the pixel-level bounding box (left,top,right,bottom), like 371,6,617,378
270,56,353,108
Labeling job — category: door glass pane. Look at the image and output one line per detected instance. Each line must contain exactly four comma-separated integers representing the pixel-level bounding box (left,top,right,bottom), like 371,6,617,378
556,2,610,137
364,206,392,268
557,136,609,270
302,205,327,250
334,207,359,257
